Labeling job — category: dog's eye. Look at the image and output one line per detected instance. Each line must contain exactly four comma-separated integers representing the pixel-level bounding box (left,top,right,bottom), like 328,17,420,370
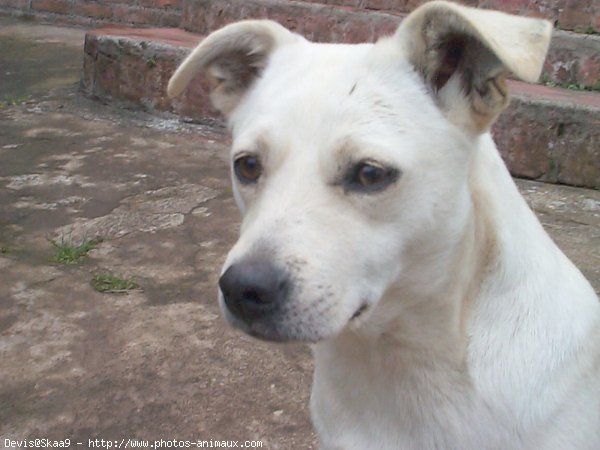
234,154,262,184
347,161,399,193
356,164,386,186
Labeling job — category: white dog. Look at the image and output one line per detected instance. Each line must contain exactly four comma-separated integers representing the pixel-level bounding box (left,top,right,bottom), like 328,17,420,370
168,1,600,448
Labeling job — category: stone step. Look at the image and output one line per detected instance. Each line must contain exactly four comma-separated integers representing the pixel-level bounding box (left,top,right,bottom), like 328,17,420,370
181,0,403,43
0,0,183,28
181,0,599,89
81,27,600,188
300,0,599,33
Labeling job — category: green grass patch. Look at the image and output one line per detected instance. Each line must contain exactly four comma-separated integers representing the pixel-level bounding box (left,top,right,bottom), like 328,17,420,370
0,95,32,109
91,273,140,293
540,75,600,92
554,22,599,34
576,26,599,35
51,236,102,264
146,55,157,68
562,83,599,92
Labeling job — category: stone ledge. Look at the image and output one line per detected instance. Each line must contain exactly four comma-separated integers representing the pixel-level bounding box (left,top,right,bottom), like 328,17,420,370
81,27,600,188
545,31,600,89
497,85,599,187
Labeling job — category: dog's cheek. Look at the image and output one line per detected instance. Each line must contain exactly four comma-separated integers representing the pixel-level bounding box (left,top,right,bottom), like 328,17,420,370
317,235,404,325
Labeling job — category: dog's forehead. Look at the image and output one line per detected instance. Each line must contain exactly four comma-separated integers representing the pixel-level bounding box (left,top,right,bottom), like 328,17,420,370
232,41,419,130
231,43,370,126
264,41,376,97
229,38,458,164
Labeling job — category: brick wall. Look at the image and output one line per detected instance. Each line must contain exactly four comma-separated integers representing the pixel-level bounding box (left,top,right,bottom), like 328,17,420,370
302,0,599,32
0,0,182,27
1,0,598,32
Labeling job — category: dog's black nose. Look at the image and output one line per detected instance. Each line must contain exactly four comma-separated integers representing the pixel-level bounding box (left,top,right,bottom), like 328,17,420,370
219,260,290,323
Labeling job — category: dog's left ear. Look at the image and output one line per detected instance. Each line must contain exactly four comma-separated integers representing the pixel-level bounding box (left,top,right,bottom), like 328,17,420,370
395,0,552,134
167,20,298,116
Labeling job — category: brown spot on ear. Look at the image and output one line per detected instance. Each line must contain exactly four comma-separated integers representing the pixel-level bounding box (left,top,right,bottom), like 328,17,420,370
431,34,467,92
209,49,266,93
206,49,270,115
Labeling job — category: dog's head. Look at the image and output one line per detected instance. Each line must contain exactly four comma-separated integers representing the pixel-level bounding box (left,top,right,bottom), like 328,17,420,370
168,1,551,342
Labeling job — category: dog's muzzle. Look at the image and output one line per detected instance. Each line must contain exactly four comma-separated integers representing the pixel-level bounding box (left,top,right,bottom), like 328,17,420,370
219,259,290,328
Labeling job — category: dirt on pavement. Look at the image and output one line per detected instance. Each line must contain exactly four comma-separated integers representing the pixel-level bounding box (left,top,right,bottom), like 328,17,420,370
0,18,598,450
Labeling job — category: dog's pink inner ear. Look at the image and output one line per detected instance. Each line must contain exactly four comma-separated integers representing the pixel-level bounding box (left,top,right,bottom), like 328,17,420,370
207,49,267,92
422,27,512,132
430,34,468,92
206,46,277,116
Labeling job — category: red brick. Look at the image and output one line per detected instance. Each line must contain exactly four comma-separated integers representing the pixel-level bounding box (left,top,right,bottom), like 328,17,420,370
302,0,478,9
31,0,71,15
0,0,30,9
182,0,403,43
111,4,180,26
493,81,599,187
72,1,112,20
494,100,599,187
303,0,599,32
557,0,598,32
138,0,180,7
112,4,154,23
82,29,213,118
544,31,600,88
157,9,181,27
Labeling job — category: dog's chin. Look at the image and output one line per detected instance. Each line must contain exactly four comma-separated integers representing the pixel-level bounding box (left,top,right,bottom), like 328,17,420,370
221,306,372,344
247,320,327,343
221,305,347,344
218,293,373,343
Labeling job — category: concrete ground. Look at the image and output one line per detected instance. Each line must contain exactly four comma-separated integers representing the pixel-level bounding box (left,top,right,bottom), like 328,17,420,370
0,19,598,450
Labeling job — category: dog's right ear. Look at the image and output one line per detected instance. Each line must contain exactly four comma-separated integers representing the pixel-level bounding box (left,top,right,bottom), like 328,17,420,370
167,20,298,116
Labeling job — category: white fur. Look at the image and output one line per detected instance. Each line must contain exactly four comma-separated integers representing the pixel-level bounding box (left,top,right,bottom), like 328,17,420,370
168,2,600,448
